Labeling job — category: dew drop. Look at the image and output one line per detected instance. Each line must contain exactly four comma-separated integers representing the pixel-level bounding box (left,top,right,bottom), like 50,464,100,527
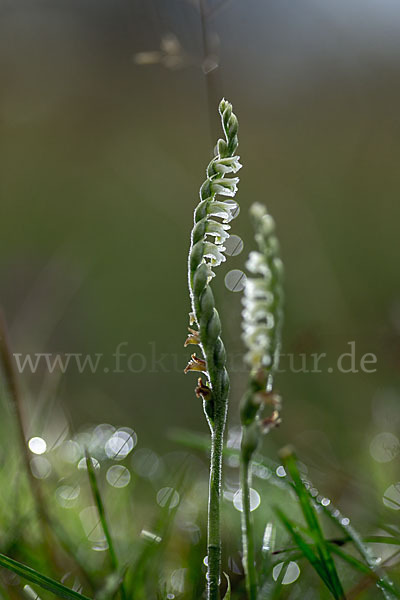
24,584,41,600
276,466,286,478
140,529,162,543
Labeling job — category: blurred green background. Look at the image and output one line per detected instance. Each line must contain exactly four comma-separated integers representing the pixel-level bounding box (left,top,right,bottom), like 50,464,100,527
1,0,400,520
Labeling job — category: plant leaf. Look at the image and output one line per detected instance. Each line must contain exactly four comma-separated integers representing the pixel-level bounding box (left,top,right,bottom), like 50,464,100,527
275,507,337,595
0,552,92,600
364,536,400,546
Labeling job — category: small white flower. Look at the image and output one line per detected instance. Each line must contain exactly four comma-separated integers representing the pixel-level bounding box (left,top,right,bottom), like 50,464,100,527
242,323,271,348
249,202,267,220
246,252,271,276
244,349,272,369
207,201,235,223
243,278,269,299
260,214,275,237
203,242,226,266
242,204,284,373
242,299,274,322
213,156,242,175
211,177,239,197
206,221,231,244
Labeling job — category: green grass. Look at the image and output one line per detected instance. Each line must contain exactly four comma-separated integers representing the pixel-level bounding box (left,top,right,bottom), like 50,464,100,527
0,403,399,599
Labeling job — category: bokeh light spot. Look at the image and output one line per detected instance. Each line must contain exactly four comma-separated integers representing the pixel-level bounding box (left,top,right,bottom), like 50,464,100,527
233,488,261,512
30,456,51,479
78,457,100,470
224,269,247,292
105,429,137,460
79,506,105,542
157,487,180,509
224,234,244,256
272,561,300,584
383,483,400,510
56,485,80,508
106,465,131,488
132,448,160,479
370,432,399,463
170,568,186,594
28,437,47,455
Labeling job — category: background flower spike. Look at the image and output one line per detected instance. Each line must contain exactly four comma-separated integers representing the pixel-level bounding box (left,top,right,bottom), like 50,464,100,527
239,202,285,600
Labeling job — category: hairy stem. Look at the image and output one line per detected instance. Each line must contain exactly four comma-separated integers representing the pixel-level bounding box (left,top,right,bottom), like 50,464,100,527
207,418,225,600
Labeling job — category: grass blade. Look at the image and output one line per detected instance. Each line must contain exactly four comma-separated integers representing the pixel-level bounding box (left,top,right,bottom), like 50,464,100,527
364,536,400,546
318,499,400,600
85,449,126,600
275,507,337,595
280,448,345,599
173,430,400,598
0,552,92,600
329,545,400,598
222,573,231,600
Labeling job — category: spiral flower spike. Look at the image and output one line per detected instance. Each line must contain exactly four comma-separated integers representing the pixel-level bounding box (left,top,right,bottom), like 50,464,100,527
239,202,284,600
241,202,284,430
185,99,241,600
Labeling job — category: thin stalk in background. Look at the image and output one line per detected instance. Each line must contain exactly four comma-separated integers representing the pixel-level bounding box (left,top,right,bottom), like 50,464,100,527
0,310,95,593
0,310,52,553
239,444,258,600
185,99,241,599
239,204,284,599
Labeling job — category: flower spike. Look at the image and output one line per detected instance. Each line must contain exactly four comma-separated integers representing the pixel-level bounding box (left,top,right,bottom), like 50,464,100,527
186,99,241,425
185,99,241,600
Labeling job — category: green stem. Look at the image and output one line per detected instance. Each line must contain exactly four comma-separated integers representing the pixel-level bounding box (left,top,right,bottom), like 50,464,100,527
207,404,226,600
240,449,258,600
